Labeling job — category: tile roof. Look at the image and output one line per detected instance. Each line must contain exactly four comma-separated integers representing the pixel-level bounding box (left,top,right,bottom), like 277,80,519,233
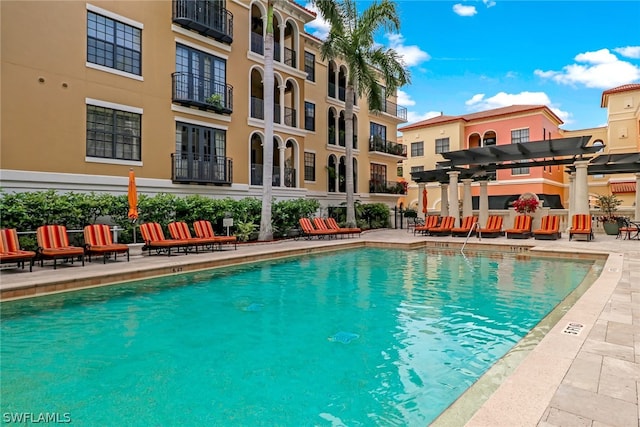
600,83,640,107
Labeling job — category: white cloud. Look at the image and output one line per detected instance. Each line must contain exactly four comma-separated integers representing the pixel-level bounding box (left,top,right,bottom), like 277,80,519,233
406,110,442,125
465,94,485,106
385,34,431,67
304,2,330,40
465,91,572,124
535,48,640,89
615,46,640,59
483,0,497,7
396,90,416,107
453,4,477,16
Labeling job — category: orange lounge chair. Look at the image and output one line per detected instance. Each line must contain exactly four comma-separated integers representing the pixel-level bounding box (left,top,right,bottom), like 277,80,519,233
505,215,532,239
325,217,361,238
414,215,440,235
478,216,503,238
192,220,237,250
451,216,478,237
0,228,36,272
139,222,189,256
569,214,593,241
533,215,561,240
428,216,456,236
298,218,336,239
84,224,130,263
36,225,85,269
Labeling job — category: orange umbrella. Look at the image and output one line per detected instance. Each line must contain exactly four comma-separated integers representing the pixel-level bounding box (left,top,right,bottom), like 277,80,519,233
422,188,428,214
127,168,138,221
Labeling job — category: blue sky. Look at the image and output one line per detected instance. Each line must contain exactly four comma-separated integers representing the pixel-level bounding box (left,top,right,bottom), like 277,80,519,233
304,1,640,130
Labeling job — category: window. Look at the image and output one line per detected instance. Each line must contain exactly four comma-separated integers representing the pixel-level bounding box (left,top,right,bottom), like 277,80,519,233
410,166,424,173
175,44,227,104
87,105,141,161
304,51,315,82
304,152,316,181
304,102,315,131
435,138,449,154
175,122,227,182
511,129,530,175
370,164,387,192
411,142,424,157
369,122,387,148
87,11,141,75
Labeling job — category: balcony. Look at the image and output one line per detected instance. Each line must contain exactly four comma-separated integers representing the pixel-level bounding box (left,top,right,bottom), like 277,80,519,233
250,98,281,123
369,180,407,195
284,47,296,67
373,100,407,121
173,0,233,44
172,73,233,114
251,164,296,187
172,153,232,185
369,136,407,157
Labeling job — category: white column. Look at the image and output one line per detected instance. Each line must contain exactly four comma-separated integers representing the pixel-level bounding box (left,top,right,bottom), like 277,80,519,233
462,178,473,219
278,145,285,187
440,183,449,217
635,173,640,221
448,171,460,226
574,160,590,215
479,180,489,228
418,183,426,220
567,172,575,231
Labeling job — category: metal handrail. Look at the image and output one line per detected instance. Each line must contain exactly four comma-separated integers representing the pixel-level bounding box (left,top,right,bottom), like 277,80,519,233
461,222,481,254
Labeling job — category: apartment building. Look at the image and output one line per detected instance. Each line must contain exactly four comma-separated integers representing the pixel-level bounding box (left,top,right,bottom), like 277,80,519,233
0,0,408,211
399,84,640,212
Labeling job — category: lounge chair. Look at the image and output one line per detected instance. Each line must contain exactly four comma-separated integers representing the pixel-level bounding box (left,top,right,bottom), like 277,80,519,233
139,222,189,256
428,216,456,236
618,217,640,240
192,220,237,250
478,216,503,238
298,218,337,239
569,214,593,241
414,215,440,235
324,217,361,238
533,215,561,240
0,228,36,272
505,215,532,239
36,225,85,269
451,216,478,237
84,224,130,263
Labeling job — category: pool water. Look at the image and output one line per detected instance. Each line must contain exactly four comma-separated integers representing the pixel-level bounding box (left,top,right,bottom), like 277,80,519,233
1,248,596,426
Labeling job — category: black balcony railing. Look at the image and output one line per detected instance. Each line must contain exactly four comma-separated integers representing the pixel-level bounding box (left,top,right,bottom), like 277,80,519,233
172,0,233,44
172,153,232,185
369,136,407,157
284,47,296,67
328,81,336,98
284,107,296,127
373,99,407,121
251,164,296,187
172,73,233,114
369,180,407,194
250,97,281,123
251,32,264,55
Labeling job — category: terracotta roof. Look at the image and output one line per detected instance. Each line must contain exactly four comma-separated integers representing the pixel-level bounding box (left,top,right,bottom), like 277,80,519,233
399,105,561,132
290,0,317,18
601,83,640,107
611,181,636,193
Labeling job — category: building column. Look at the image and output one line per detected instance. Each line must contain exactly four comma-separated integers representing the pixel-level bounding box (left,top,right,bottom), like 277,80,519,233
278,145,285,187
567,172,575,231
418,183,426,219
479,180,489,228
461,178,473,219
440,183,449,217
635,173,640,221
448,171,460,226
573,160,590,215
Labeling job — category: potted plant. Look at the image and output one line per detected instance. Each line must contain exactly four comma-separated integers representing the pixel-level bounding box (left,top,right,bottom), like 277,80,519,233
511,194,540,215
205,93,223,109
595,194,622,235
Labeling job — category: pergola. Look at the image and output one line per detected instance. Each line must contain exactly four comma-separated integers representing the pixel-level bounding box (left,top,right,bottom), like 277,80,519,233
410,136,640,225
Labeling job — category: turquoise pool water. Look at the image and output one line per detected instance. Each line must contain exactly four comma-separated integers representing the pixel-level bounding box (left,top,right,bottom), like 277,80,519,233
1,248,596,426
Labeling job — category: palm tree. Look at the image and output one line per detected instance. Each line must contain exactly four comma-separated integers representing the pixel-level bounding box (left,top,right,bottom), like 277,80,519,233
258,1,276,241
313,0,410,227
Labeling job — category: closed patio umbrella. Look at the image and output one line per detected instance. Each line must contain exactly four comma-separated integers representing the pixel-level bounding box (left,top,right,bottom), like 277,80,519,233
128,169,138,242
422,188,428,214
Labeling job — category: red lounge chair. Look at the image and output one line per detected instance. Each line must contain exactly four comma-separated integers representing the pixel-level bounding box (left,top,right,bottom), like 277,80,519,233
298,218,336,239
325,217,361,238
192,220,237,250
84,224,130,263
414,215,440,235
451,216,478,237
0,228,36,272
569,214,593,241
478,216,503,238
428,216,456,236
36,225,85,269
139,222,189,256
533,215,561,240
505,215,532,239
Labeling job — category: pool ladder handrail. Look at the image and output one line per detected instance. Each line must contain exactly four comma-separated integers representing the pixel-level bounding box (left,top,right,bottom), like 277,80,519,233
461,222,481,255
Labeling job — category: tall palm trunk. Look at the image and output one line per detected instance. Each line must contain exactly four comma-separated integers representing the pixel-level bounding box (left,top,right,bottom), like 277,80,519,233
258,2,275,241
344,83,356,227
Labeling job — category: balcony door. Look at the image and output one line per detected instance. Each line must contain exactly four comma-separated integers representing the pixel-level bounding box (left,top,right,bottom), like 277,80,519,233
176,122,226,182
176,44,226,104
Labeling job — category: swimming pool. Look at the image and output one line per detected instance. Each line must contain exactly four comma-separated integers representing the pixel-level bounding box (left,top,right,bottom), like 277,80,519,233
1,247,598,426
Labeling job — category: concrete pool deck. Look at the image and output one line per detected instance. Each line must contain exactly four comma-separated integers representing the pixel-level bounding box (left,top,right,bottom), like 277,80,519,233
1,229,639,426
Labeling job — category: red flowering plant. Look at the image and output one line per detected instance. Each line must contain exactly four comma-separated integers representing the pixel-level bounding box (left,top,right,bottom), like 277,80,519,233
512,196,540,214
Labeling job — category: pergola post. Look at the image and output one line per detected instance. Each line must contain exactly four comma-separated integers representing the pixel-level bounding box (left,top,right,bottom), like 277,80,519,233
440,183,449,217
418,183,426,220
479,180,488,228
573,160,590,215
568,172,575,231
448,171,460,227
635,173,640,221
462,178,473,219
